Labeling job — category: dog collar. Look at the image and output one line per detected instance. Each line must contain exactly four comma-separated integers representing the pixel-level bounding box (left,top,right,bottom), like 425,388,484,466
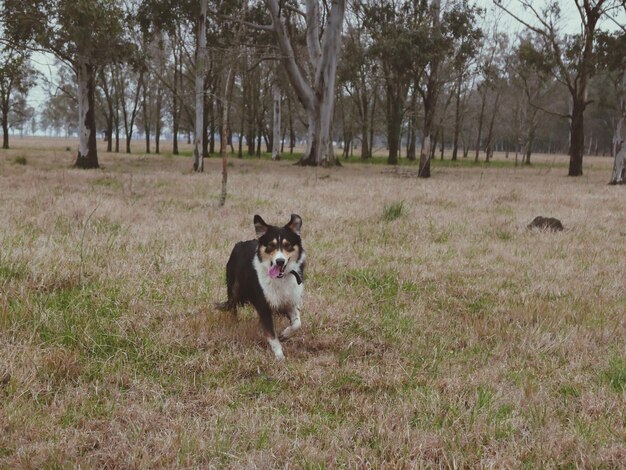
290,270,302,285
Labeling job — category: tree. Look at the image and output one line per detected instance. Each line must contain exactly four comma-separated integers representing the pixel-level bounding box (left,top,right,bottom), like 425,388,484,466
338,15,379,160
414,0,482,176
495,0,622,176
112,63,144,154
266,0,346,166
193,0,208,171
417,0,443,177
362,0,417,165
8,94,35,136
449,5,483,161
5,0,128,168
596,29,626,183
0,44,36,148
510,33,558,164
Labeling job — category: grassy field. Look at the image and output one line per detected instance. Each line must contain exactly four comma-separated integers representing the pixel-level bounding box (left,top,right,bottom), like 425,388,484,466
1,137,625,468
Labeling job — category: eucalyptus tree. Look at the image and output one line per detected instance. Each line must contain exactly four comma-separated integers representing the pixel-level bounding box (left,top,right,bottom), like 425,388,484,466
416,0,482,175
509,33,558,164
495,0,622,176
0,44,36,148
137,0,197,156
447,1,484,161
360,0,417,165
5,0,129,168
416,0,443,176
338,11,379,159
596,29,626,183
114,63,144,154
360,0,481,170
265,0,346,166
97,67,117,152
192,0,209,171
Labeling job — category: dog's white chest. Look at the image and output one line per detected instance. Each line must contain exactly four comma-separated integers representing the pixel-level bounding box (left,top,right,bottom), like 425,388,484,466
253,259,303,311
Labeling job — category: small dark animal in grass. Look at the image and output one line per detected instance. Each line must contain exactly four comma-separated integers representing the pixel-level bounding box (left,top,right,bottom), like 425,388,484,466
527,216,564,232
216,214,306,360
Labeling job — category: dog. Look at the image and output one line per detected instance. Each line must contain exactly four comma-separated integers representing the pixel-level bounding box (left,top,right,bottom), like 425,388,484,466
217,214,306,360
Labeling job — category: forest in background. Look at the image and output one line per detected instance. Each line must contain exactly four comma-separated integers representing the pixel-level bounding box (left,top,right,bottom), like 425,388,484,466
1,0,625,177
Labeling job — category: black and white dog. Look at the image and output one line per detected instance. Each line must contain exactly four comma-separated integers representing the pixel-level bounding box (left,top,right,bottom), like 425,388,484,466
217,214,305,359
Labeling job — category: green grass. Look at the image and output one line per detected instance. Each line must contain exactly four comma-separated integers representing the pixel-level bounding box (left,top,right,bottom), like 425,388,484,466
602,356,626,392
1,143,624,468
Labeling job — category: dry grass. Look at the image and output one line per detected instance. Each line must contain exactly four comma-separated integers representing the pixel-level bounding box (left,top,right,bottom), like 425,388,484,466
1,137,625,468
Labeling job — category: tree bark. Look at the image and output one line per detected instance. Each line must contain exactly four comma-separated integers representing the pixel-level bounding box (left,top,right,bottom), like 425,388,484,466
219,67,235,207
568,98,585,176
610,65,626,184
193,0,208,171
142,78,151,154
120,70,142,154
418,0,442,178
1,100,9,149
172,48,181,155
359,78,371,159
74,59,99,169
386,84,404,165
474,86,487,162
271,80,281,160
452,75,462,161
98,69,114,152
484,88,502,163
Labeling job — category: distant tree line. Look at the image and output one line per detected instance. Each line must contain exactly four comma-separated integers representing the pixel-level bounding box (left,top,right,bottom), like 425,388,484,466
1,0,624,178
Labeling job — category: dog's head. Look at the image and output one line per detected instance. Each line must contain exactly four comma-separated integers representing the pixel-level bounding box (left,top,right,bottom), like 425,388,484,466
254,214,304,279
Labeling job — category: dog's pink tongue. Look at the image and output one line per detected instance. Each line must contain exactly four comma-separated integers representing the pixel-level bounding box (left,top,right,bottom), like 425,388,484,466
269,265,281,279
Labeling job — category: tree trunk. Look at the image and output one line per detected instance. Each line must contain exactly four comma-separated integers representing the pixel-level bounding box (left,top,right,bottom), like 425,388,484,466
172,51,180,155
484,89,501,163
386,85,403,165
143,78,151,154
524,111,537,165
610,66,626,184
272,80,281,160
369,88,377,160
360,83,371,159
74,59,99,169
123,72,142,155
452,76,462,161
193,0,208,172
99,69,114,152
406,92,417,161
288,95,295,154
418,0,442,178
474,88,487,162
219,67,235,207
568,98,585,176
1,101,9,149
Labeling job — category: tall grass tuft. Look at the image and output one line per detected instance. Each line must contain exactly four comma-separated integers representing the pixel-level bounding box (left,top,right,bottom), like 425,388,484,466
382,200,405,221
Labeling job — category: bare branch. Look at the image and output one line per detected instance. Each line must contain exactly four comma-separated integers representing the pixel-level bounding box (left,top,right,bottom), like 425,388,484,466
217,14,274,32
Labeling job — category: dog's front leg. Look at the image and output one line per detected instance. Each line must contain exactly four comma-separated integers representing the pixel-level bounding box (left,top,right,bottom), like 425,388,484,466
256,301,285,360
279,307,301,341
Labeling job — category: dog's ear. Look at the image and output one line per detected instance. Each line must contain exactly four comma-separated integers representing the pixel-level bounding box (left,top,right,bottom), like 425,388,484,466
286,214,302,235
254,215,269,238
